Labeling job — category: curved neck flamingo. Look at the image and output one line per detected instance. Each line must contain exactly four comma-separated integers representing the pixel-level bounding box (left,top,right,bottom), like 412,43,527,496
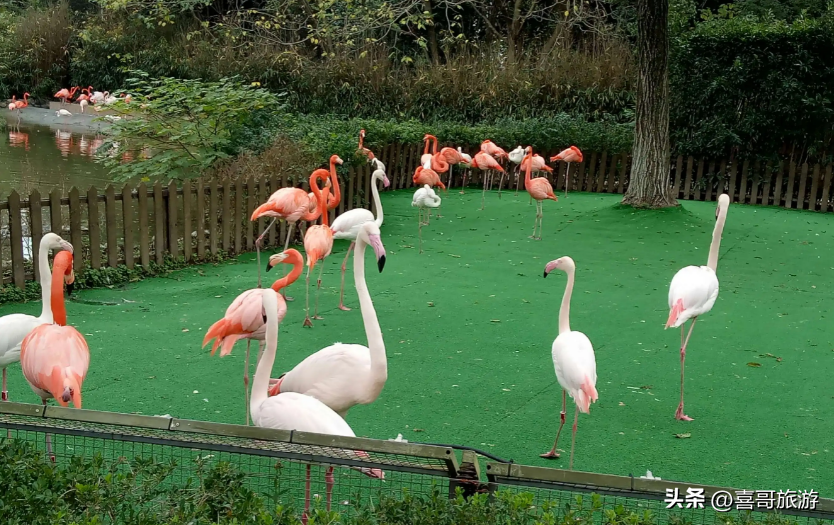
309,169,330,227
557,260,575,334
423,135,438,155
327,155,342,210
250,289,284,418
270,250,304,293
355,227,387,385
370,171,388,227
50,251,73,326
523,147,533,186
37,239,56,321
707,195,730,271
358,130,366,149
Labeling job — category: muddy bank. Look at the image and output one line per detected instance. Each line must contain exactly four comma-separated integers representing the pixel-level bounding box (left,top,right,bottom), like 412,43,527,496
4,106,112,134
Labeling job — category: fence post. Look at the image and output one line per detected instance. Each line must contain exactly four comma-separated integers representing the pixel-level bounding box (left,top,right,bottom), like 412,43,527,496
234,177,243,254
138,183,150,267
196,179,205,259
154,182,165,264
183,180,192,262
29,189,43,283
209,178,218,255
105,185,118,268
8,191,25,289
246,176,256,251
122,184,135,269
87,186,102,269
222,180,231,253
167,181,179,259
68,187,83,272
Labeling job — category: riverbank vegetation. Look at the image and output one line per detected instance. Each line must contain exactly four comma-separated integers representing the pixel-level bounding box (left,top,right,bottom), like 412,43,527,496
2,0,834,176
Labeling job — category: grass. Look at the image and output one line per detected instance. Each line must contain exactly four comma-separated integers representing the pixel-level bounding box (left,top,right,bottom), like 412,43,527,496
0,189,832,497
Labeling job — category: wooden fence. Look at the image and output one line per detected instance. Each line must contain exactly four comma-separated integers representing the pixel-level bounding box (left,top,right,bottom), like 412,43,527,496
2,143,833,288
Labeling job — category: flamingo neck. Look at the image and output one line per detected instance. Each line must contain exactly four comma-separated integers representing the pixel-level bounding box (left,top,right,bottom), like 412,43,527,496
50,263,68,326
271,257,303,292
372,174,385,227
559,266,575,334
250,289,282,421
354,236,386,387
423,138,430,155
309,170,329,226
37,240,54,322
329,159,341,208
523,152,533,186
707,206,728,272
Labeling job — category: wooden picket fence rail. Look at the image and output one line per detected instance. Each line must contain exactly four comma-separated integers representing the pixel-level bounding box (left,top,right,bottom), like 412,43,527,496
1,142,833,288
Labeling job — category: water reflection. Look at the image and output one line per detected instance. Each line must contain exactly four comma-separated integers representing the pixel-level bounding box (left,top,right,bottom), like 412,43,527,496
8,130,30,150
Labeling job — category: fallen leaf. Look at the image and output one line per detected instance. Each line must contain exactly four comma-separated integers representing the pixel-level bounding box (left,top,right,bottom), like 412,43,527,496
747,362,762,367
502,388,511,392
490,319,501,323
182,328,189,332
759,353,782,362
193,390,199,394
618,402,625,406
449,254,461,258
640,385,653,389
675,433,691,439
427,302,435,307
413,428,425,432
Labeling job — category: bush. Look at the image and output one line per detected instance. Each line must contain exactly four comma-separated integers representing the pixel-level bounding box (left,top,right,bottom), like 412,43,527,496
670,15,834,162
0,439,806,525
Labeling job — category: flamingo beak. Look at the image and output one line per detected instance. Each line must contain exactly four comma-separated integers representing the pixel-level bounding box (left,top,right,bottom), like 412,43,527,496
360,467,385,479
266,260,274,272
543,260,559,277
383,176,390,188
59,240,74,254
368,234,386,272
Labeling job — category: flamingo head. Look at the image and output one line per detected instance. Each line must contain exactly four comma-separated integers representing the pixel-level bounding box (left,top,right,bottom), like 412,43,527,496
543,256,576,278
359,222,386,273
331,154,344,166
382,175,390,188
266,248,302,272
360,129,365,138
359,467,385,479
61,387,72,403
716,193,730,219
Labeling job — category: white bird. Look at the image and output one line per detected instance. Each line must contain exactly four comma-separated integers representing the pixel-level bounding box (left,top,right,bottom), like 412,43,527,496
641,470,661,480
79,100,88,113
540,256,598,470
55,109,72,117
104,115,122,122
268,222,388,418
330,169,390,311
251,287,384,521
104,94,117,105
0,233,74,401
509,145,525,195
371,157,385,173
90,91,107,104
411,185,441,253
666,193,730,421
456,147,473,193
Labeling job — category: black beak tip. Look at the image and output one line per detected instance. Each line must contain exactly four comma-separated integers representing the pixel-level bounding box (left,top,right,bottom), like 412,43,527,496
265,263,273,272
66,283,75,296
542,271,548,278
378,255,386,273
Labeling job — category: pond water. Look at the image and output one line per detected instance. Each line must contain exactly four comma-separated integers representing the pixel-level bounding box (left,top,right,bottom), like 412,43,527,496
1,123,114,196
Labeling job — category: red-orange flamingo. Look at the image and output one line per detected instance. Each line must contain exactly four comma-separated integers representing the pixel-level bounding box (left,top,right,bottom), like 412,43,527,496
521,153,554,204
302,170,334,327
54,86,78,106
13,93,29,126
551,146,583,197
357,129,376,161
421,134,438,166
523,146,558,239
203,249,304,425
470,151,504,209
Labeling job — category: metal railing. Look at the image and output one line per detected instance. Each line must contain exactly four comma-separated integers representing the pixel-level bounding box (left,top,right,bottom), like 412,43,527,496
0,401,831,524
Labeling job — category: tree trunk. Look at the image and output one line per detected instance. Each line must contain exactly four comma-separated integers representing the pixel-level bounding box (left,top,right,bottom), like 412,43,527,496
622,0,677,208
422,0,441,65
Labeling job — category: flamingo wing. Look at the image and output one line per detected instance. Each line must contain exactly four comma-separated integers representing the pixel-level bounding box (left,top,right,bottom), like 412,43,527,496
667,266,719,327
21,324,89,408
331,208,374,240
251,188,309,221
552,331,597,413
0,314,44,368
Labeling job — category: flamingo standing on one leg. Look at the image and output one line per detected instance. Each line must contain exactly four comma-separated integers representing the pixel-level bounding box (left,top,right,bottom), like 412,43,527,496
411,185,441,253
54,86,78,106
456,147,472,194
523,147,558,240
521,152,554,204
433,147,468,189
508,146,525,195
0,233,73,404
203,249,304,425
480,140,509,194
540,256,598,470
329,168,389,310
302,170,333,327
551,146,583,197
267,222,388,420
666,194,730,421
412,164,446,212
470,151,505,210
251,288,384,525
251,170,326,295
13,93,29,126
20,250,86,461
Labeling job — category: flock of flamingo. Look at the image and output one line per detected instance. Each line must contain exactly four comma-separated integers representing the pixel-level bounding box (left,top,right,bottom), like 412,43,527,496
6,85,130,126
0,128,732,522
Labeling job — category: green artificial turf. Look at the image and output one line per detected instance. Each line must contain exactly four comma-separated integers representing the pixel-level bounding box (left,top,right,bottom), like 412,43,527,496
1,189,831,496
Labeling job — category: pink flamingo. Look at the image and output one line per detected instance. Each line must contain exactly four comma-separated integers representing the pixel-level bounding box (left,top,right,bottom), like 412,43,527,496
302,170,334,327
551,146,584,197
540,256,598,469
357,129,375,161
432,147,469,188
13,93,29,126
420,134,438,166
470,151,505,209
520,153,553,203
20,250,87,461
7,95,16,111
203,249,304,425
75,86,93,103
251,170,327,293
523,147,558,239
251,288,384,525
54,86,78,106
666,194,730,421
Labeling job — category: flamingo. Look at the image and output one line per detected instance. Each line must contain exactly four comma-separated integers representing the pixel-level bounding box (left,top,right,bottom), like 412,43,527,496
266,221,387,419
323,154,343,214
551,146,584,197
470,151,505,210
104,93,118,105
540,256,598,470
203,249,304,425
20,250,86,461
357,129,376,161
56,109,72,117
302,170,333,327
90,91,107,104
411,185,441,253
251,170,326,294
420,134,438,166
523,147,558,240
7,95,16,111
521,153,554,204
508,146,525,195
54,86,78,106
433,147,468,189
666,194,730,421
251,288,384,525
13,93,29,126
330,168,389,311
412,165,446,193
0,233,73,403
79,100,88,113
75,86,93,102
456,147,473,193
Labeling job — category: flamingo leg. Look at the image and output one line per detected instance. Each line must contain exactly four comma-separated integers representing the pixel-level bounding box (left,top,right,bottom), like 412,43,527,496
313,263,325,320
564,164,571,198
538,201,544,240
515,165,521,195
541,390,567,458
43,399,55,462
325,466,335,512
481,172,487,210
244,340,251,425
303,265,313,327
338,242,354,311
302,464,311,525
281,222,296,301
497,171,505,199
255,218,277,288
460,169,467,194
568,404,579,470
676,318,698,421
418,210,424,254
2,368,7,401
529,201,538,239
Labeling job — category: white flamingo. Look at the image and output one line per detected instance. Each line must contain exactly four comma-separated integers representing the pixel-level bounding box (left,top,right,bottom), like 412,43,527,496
508,145,525,194
457,147,472,193
79,100,88,113
90,91,107,104
540,256,598,470
268,222,387,418
55,109,72,117
411,185,441,253
0,234,74,401
329,167,389,311
252,287,384,524
666,194,730,421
